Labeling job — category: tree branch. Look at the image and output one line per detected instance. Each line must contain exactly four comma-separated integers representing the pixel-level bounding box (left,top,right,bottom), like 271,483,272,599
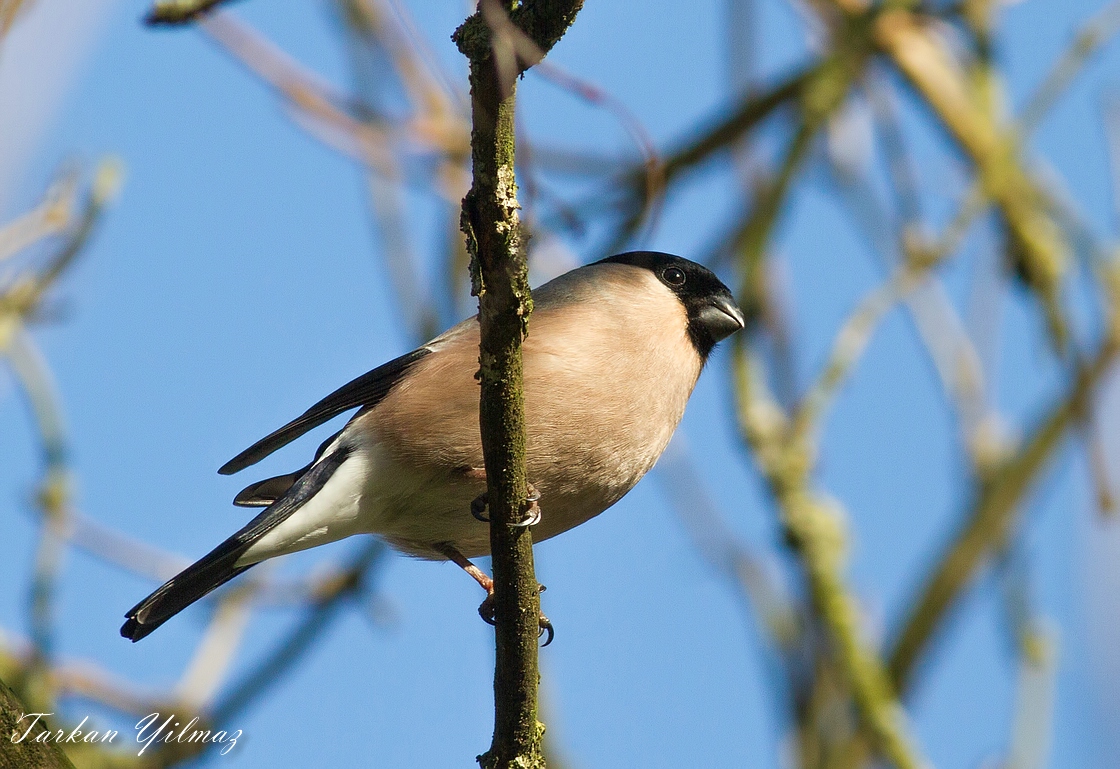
0,678,75,769
888,340,1119,693
870,8,1069,348
733,338,930,769
144,0,239,26
454,2,582,767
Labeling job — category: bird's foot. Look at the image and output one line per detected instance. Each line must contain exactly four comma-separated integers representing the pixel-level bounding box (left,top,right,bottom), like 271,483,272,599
478,583,554,646
469,482,541,527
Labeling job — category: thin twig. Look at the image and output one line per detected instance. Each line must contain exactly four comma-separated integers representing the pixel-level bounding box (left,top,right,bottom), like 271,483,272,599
995,547,1058,769
0,172,79,264
211,543,385,726
870,6,1070,348
7,331,70,709
661,64,816,185
532,60,665,242
733,338,930,769
1018,0,1120,135
790,265,924,446
888,341,1118,692
145,0,239,25
0,162,121,713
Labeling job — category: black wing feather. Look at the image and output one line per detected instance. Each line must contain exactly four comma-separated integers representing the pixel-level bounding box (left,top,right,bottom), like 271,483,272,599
219,346,430,476
232,429,343,507
121,446,351,641
232,470,306,508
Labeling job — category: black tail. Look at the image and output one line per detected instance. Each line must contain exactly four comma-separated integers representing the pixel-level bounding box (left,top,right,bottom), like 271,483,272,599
120,537,255,642
121,443,351,642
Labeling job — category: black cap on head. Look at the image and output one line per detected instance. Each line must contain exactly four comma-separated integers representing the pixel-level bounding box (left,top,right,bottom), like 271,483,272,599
596,251,745,359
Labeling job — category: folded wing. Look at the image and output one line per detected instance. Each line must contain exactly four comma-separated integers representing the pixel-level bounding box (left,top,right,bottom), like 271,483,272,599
219,346,431,476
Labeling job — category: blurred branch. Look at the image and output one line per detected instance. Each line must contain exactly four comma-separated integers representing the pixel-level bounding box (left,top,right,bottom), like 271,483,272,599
1005,626,1058,769
0,162,121,325
336,0,460,340
0,173,79,264
339,0,461,121
211,542,385,726
661,64,815,186
791,264,924,447
792,173,991,451
198,11,470,201
0,161,239,768
862,78,991,437
7,331,71,711
998,553,1058,769
1019,0,1120,135
0,542,384,768
888,339,1119,693
174,583,256,710
533,61,664,243
734,114,819,316
0,0,30,47
729,36,872,337
864,75,922,227
884,4,1120,669
145,0,240,26
733,339,929,769
870,7,1069,346
198,13,398,173
711,54,908,760
656,437,803,656
655,436,810,744
1086,412,1116,515
0,642,207,768
601,64,817,253
62,512,192,584
0,162,121,714
823,156,988,440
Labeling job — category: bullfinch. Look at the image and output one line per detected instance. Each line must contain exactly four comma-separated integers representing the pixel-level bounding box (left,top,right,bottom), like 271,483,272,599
121,251,745,641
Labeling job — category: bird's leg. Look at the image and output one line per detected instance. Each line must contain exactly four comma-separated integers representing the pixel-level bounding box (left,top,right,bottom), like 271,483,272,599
434,542,554,646
436,542,493,593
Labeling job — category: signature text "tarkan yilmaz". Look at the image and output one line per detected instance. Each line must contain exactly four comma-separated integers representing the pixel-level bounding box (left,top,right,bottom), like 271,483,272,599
10,712,242,756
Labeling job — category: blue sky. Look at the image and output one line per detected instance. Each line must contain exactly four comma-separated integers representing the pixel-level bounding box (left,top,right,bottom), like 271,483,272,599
2,0,1120,767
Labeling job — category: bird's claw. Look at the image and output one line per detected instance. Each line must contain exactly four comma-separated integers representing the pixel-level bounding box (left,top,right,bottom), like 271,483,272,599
477,583,553,646
510,491,542,528
478,592,496,626
470,492,490,523
469,483,541,527
538,612,554,647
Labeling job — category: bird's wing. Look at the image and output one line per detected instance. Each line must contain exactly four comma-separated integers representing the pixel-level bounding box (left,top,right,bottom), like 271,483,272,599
231,429,342,506
219,346,431,475
122,444,352,641
232,468,306,507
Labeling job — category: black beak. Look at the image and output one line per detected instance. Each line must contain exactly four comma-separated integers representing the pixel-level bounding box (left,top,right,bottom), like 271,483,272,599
697,294,746,343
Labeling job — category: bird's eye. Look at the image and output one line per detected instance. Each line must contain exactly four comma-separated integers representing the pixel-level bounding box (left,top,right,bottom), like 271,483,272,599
663,267,686,286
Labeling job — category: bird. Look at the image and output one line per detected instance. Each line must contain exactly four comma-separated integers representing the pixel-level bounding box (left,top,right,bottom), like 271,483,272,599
121,251,745,642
